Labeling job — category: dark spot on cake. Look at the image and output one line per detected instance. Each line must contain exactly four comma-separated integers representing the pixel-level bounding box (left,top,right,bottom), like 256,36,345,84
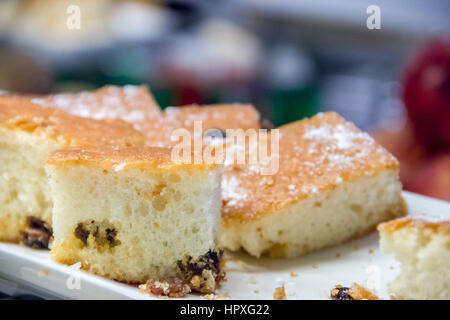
74,220,121,249
74,223,90,245
177,249,225,293
178,249,221,278
21,216,52,249
105,228,117,244
330,286,353,300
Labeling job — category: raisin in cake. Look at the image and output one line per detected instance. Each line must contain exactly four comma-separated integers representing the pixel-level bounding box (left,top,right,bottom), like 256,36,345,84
378,215,450,300
31,85,161,122
46,147,224,295
142,104,260,146
221,112,406,258
0,97,143,244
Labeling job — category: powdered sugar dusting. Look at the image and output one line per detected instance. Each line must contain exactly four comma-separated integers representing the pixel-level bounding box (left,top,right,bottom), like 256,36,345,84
112,162,126,172
222,175,249,212
31,85,160,123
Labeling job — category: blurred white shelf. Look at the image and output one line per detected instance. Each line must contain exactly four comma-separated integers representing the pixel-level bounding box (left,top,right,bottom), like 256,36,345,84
235,0,449,38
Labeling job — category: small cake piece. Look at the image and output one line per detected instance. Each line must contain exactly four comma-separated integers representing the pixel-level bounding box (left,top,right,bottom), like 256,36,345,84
142,104,260,146
378,215,450,300
31,85,161,123
330,284,379,300
0,97,143,244
221,112,406,258
273,286,286,300
47,147,224,294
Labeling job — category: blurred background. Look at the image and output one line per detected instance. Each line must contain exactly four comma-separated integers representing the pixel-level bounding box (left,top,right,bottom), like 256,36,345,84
0,0,448,201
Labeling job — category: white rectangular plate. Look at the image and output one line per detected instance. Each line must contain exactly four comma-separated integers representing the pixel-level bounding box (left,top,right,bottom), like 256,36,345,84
0,191,449,300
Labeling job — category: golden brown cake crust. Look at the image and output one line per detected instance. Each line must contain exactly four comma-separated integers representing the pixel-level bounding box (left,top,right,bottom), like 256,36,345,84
30,85,161,121
142,104,260,146
46,146,219,171
222,112,400,223
378,217,450,235
166,104,260,130
0,96,144,147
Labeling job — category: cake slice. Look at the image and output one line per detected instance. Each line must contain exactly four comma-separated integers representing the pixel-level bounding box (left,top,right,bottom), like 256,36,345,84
46,147,224,295
378,215,450,300
31,85,161,122
142,104,260,146
0,97,143,244
221,112,406,258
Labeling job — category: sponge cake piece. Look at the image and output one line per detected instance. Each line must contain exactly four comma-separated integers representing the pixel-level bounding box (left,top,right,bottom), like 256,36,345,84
378,215,450,300
31,85,161,122
0,97,143,244
47,147,223,295
221,112,406,258
143,104,260,146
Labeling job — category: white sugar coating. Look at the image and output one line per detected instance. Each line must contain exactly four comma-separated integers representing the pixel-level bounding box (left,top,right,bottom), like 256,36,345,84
221,175,249,212
112,162,126,172
31,85,160,123
303,123,372,150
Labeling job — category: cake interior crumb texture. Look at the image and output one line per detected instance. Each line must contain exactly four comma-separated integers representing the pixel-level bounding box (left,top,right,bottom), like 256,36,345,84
47,147,223,292
0,130,60,242
379,218,450,300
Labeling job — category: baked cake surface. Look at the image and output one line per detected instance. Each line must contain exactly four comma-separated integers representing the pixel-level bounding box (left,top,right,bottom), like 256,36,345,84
378,215,450,300
47,146,224,295
221,112,406,257
0,98,143,244
0,96,144,147
31,85,161,122
142,104,260,146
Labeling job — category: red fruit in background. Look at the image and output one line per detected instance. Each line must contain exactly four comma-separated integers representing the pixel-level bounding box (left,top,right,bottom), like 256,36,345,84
372,122,425,188
408,152,450,202
402,36,450,151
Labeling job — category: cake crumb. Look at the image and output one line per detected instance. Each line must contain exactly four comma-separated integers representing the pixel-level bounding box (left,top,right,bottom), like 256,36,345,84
140,278,190,298
248,275,257,284
336,253,341,258
204,293,231,300
290,272,298,278
273,286,286,300
330,283,379,300
369,248,374,254
38,268,49,277
312,263,318,269
254,290,259,294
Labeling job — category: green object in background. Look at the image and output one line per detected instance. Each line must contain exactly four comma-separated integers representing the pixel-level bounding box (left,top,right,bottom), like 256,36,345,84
271,86,318,127
152,88,174,110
